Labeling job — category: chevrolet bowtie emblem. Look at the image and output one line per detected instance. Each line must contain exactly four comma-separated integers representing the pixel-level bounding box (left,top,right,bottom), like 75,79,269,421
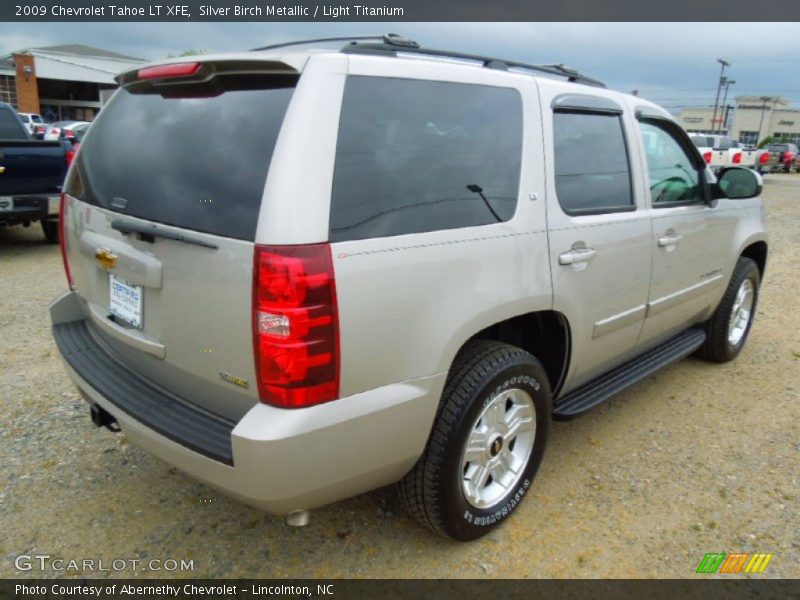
95,248,118,270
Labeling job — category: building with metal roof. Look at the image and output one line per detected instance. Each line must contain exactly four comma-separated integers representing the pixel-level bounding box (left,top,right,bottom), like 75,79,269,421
0,44,145,122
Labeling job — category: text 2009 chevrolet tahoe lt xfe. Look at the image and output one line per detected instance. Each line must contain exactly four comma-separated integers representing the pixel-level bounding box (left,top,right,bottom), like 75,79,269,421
50,35,768,540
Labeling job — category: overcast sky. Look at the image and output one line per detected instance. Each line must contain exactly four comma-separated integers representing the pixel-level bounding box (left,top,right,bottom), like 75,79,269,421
1,22,799,110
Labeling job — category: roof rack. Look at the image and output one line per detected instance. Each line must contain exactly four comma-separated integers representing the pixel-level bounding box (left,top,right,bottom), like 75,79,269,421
344,36,605,88
252,34,418,53
252,33,604,88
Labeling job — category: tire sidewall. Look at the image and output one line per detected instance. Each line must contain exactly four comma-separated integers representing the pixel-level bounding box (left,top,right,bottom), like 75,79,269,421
439,361,551,540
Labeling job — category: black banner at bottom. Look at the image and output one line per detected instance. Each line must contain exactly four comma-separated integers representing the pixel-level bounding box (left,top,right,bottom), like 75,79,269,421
2,579,799,600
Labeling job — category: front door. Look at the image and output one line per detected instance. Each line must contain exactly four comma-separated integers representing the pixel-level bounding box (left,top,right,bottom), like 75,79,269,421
635,118,734,345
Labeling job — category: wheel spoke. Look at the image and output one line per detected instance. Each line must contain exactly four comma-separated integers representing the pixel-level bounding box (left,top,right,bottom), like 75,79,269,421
504,404,533,441
471,464,490,491
463,438,486,464
483,400,504,428
498,450,517,476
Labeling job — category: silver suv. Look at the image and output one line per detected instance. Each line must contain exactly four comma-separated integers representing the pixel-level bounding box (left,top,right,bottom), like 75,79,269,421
50,35,768,540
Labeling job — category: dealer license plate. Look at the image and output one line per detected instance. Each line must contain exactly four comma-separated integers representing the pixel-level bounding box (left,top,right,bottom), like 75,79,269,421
109,274,143,329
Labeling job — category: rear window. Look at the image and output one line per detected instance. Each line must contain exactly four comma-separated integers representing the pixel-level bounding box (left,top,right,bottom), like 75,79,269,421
65,76,296,241
691,136,711,148
0,109,26,139
329,76,523,242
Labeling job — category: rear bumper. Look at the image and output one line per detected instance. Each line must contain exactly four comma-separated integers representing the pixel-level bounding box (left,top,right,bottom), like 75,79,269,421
0,194,59,224
50,291,445,515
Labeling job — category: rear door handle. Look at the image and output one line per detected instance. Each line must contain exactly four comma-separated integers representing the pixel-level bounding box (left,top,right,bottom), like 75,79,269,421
559,247,597,265
657,233,683,247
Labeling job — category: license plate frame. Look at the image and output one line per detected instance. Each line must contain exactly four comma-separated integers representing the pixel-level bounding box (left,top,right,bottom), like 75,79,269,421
109,274,143,329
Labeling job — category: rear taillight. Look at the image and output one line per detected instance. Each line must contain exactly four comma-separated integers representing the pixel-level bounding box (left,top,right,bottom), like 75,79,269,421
253,244,339,408
759,151,770,164
732,152,742,165
781,151,793,164
703,151,712,164
59,193,74,290
139,62,200,80
65,149,75,167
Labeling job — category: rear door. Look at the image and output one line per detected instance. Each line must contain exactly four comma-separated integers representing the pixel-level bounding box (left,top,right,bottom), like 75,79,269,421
541,85,652,391
62,62,298,420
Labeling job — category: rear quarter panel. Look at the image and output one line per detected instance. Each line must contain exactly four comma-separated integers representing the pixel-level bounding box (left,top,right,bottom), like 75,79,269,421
326,57,552,398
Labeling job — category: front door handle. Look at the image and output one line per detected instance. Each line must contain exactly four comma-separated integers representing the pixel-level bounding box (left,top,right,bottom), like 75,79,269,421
559,247,597,265
657,233,683,247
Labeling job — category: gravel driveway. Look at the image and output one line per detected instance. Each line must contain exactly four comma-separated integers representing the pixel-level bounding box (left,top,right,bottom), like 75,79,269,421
1,176,798,579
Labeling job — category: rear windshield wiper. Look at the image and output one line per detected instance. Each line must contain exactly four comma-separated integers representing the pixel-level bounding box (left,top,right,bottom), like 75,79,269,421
111,219,218,249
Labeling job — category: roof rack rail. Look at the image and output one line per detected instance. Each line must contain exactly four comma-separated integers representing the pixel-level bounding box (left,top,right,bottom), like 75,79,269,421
251,33,418,53
342,37,605,88
252,33,604,88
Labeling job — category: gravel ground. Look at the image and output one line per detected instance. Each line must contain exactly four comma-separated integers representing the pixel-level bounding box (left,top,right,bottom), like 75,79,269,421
1,176,798,579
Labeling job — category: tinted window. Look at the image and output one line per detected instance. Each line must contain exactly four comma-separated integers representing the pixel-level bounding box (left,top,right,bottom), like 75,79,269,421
65,77,295,241
553,111,633,214
639,120,704,205
0,108,26,139
691,136,711,148
330,77,522,242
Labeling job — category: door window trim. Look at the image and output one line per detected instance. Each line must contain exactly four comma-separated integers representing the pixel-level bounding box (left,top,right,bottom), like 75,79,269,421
636,114,712,209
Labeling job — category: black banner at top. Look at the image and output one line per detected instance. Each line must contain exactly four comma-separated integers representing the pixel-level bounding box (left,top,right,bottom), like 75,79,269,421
3,0,800,21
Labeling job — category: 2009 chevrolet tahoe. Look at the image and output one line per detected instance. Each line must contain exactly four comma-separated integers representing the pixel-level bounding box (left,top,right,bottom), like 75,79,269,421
50,35,768,540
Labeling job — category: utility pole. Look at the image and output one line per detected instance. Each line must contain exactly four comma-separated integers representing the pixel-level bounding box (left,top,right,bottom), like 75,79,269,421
719,79,735,134
756,96,771,146
711,58,730,134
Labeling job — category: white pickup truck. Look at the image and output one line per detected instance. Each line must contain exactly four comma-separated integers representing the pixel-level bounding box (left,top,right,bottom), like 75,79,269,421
689,134,770,172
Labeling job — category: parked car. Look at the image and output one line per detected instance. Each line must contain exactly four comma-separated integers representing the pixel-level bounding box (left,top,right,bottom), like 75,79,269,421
17,112,45,135
688,134,763,171
61,122,90,166
33,120,89,141
762,142,798,173
0,102,70,242
50,36,768,541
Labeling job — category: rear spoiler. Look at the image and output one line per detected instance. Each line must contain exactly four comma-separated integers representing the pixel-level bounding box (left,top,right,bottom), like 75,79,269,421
115,58,301,94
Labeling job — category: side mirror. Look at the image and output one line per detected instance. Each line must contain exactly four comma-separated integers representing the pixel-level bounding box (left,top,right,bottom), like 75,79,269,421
714,167,762,200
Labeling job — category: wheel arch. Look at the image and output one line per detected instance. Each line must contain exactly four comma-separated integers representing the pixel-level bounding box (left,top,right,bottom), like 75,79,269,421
456,310,572,397
740,239,768,279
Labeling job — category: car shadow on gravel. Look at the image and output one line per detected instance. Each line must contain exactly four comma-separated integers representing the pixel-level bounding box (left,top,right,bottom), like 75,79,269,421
0,225,54,252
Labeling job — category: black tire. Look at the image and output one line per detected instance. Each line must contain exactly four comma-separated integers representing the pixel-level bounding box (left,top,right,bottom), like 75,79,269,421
398,340,552,540
697,257,760,363
41,220,59,244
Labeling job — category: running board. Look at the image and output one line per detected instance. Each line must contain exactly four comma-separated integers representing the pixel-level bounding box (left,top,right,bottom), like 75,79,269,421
553,328,706,420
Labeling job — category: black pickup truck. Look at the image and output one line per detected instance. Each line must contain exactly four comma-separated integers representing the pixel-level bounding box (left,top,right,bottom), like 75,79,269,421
0,102,69,243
